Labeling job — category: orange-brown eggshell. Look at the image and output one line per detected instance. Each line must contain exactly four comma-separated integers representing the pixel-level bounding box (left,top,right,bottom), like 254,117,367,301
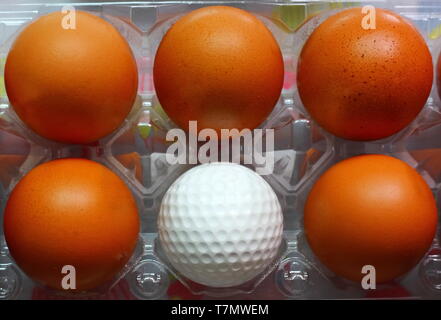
5,11,138,144
297,8,433,141
304,155,438,283
4,159,140,291
153,6,284,132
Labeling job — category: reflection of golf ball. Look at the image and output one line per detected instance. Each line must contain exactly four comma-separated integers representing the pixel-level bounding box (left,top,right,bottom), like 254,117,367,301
158,162,284,288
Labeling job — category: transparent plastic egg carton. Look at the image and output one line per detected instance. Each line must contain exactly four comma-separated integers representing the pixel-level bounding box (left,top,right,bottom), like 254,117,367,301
1,0,441,300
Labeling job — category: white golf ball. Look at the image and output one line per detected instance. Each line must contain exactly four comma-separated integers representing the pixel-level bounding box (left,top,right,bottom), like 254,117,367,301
158,162,284,288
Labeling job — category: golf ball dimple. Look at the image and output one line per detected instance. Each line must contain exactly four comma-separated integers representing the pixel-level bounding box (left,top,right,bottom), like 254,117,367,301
158,162,284,288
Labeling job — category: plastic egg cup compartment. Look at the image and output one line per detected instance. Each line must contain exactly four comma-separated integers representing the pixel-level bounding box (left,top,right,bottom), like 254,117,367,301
1,0,441,300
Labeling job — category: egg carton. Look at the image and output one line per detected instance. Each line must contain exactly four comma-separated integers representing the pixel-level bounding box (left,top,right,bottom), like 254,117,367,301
1,0,441,300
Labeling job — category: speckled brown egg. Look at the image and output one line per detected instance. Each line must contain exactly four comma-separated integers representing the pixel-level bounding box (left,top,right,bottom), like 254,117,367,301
297,8,433,141
153,6,284,133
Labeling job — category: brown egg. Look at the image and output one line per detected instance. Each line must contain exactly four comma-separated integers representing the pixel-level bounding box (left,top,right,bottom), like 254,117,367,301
305,155,437,283
4,159,140,291
153,6,284,133
5,11,138,144
297,8,433,141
